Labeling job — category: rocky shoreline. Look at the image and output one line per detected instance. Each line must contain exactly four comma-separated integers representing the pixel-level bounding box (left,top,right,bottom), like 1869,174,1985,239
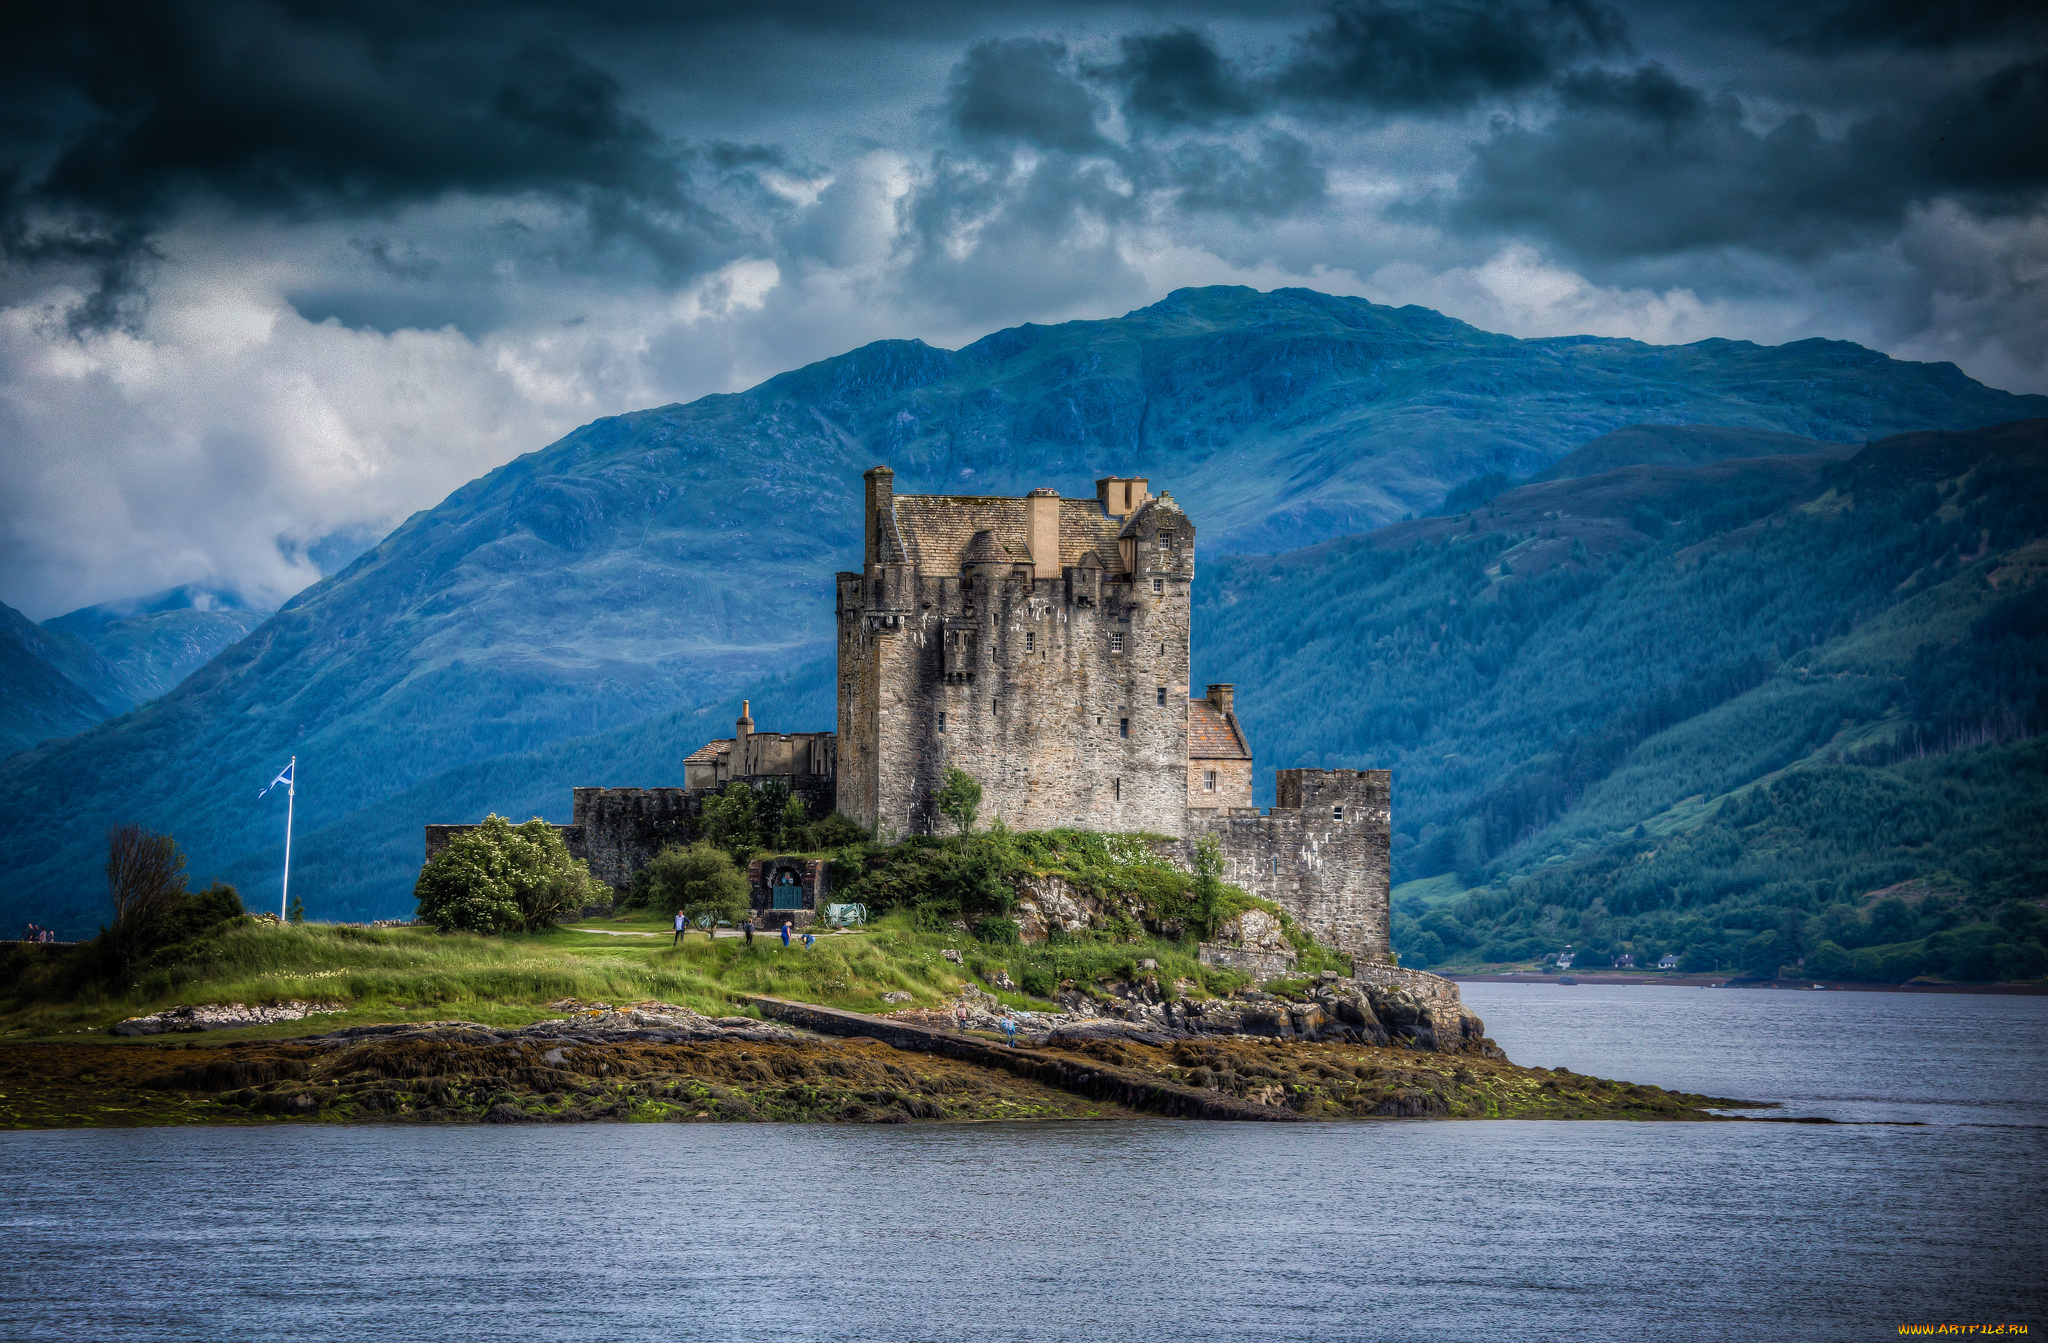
0,972,1747,1128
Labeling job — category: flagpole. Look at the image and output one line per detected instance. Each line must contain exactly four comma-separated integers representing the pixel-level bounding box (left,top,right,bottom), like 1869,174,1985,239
281,756,295,923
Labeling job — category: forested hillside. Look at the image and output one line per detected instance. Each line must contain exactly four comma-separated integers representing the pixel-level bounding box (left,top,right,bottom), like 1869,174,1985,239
3,285,2043,936
1194,420,2048,981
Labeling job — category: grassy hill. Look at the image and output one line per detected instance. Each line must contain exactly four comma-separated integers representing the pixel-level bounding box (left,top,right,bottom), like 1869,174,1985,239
4,286,2045,935
1190,419,2048,981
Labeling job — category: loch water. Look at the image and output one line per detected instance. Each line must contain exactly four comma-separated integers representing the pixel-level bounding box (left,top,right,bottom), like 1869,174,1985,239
1,986,2043,1342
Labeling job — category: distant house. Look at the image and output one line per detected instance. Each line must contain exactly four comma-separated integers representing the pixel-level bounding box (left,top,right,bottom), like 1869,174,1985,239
1612,953,1634,969
1658,953,1679,970
1555,951,1575,970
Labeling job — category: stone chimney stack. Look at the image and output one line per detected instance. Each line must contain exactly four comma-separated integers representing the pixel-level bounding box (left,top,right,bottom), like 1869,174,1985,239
1025,487,1060,579
1095,476,1152,519
864,465,895,565
1206,683,1235,716
735,698,754,772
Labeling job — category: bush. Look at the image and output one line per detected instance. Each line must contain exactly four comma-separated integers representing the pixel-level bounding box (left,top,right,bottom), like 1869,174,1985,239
413,815,597,934
643,842,749,936
934,767,982,836
973,916,1020,946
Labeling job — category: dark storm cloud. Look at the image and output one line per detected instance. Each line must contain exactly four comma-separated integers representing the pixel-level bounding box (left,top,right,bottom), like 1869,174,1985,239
1446,56,2048,263
1662,0,2048,55
947,37,1107,153
1275,0,1628,113
0,1,743,324
1108,30,1260,129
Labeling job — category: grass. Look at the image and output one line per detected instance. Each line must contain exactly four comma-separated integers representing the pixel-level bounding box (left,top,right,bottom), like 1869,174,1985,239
0,911,1272,1042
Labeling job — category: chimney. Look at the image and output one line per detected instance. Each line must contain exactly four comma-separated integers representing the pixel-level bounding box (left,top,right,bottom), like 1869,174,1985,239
1095,476,1152,519
735,698,754,771
1026,487,1060,579
864,465,895,565
1206,684,1235,716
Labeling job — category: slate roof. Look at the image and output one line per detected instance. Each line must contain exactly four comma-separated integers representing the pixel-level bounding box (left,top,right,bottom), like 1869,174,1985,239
1188,697,1251,760
886,494,1125,574
684,739,731,764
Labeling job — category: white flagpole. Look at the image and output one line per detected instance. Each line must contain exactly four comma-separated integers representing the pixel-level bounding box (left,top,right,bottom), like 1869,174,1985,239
280,756,295,923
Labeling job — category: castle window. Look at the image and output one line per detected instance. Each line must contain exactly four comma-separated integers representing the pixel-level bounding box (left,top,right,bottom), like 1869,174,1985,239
1333,806,1344,821
1272,858,1280,875
1109,633,1123,653
1159,532,1174,549
1119,718,1129,738
1155,686,1166,706
1025,631,1035,652
872,582,882,602
1205,770,1217,791
1152,578,1163,594
937,712,945,734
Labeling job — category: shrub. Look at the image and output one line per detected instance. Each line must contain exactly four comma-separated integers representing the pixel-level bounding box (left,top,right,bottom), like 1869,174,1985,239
643,842,749,936
934,766,982,836
973,916,1020,946
413,815,597,934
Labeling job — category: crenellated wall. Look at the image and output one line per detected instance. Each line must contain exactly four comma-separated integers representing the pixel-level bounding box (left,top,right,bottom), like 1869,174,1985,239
1186,769,1393,966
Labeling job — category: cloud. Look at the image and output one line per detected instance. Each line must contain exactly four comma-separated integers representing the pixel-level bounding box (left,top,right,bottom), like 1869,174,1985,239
947,37,1106,153
1108,30,1259,129
1165,135,1328,220
1274,0,1629,113
1675,0,2048,55
1446,57,2048,263
0,3,741,326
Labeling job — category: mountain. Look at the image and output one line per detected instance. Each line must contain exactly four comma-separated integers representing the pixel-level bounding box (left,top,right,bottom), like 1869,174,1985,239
1528,423,1849,481
40,586,271,716
0,601,109,758
3,285,2045,935
1190,418,2048,980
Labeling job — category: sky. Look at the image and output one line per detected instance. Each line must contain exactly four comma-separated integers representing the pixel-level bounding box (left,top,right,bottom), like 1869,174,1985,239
1,0,2042,619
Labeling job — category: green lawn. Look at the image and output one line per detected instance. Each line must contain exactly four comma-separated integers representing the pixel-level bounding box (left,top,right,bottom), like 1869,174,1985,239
0,912,1257,1042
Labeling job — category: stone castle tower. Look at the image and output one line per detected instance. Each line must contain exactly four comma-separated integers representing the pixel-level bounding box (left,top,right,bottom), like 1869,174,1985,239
837,467,1195,836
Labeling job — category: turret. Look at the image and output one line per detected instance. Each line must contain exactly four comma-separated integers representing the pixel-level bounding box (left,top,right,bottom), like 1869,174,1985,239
1096,476,1150,519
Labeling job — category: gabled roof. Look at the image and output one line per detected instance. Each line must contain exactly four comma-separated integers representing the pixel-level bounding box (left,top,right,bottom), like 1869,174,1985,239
887,493,1124,574
684,739,732,764
1188,696,1251,760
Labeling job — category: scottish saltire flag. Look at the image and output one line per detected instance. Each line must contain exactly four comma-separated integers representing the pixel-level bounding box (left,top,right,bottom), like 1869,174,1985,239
258,760,293,799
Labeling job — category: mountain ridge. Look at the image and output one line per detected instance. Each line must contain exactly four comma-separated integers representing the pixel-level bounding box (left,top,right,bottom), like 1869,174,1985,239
3,285,2044,932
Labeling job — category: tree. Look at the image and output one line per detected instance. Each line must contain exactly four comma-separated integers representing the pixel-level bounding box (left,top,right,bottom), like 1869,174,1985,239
106,824,188,950
700,783,762,862
934,766,982,836
413,815,598,934
777,796,808,848
644,842,748,939
288,895,305,924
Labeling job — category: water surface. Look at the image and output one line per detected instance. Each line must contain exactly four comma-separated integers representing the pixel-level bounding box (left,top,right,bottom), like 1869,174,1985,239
0,986,2041,1341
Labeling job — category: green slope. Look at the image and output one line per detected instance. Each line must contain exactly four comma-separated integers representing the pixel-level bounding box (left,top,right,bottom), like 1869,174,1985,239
1191,419,2048,980
4,285,2045,934
0,601,108,759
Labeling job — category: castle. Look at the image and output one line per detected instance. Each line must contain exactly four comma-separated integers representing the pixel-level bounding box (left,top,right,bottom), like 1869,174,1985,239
425,468,1391,963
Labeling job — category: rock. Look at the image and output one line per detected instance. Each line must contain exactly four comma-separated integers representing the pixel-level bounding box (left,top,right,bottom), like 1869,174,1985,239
879,991,913,1004
987,969,1016,990
1214,907,1291,954
942,949,963,964
112,1001,346,1036
1138,958,1159,971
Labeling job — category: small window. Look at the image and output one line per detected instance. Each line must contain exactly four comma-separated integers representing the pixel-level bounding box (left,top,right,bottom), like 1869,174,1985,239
1155,686,1166,706
872,581,883,602
1152,578,1163,594
1272,857,1279,875
992,698,997,714
1159,532,1174,549
937,712,946,734
1025,631,1035,652
1204,770,1217,791
1118,717,1129,738
1333,806,1345,821
1110,632,1123,653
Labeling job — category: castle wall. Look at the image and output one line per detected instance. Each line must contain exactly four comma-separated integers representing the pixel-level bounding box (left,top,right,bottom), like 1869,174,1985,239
1187,769,1392,965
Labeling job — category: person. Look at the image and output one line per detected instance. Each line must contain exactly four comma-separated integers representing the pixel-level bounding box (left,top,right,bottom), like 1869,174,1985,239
1001,1015,1017,1047
673,910,686,947
802,931,815,950
742,918,754,945
955,1001,969,1034
781,921,791,947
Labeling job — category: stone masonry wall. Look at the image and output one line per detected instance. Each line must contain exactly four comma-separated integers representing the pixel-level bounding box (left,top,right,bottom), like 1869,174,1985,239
839,495,1195,838
1186,768,1393,966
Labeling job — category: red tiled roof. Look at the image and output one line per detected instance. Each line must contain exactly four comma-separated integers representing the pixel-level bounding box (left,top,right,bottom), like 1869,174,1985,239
1188,697,1250,760
684,739,731,764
